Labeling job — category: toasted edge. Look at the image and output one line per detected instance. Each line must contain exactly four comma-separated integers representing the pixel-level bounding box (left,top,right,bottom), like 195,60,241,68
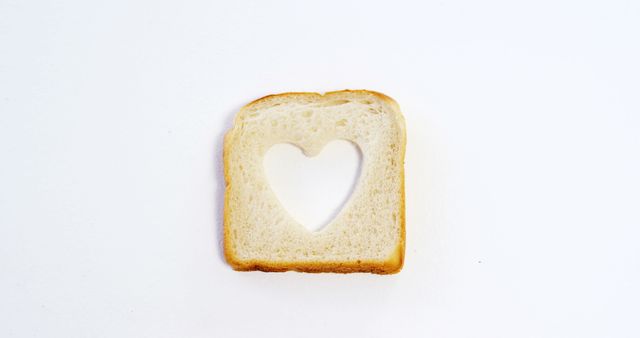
222,89,406,274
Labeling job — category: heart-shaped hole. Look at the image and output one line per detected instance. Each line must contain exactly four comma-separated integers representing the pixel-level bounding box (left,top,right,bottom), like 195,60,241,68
263,140,362,232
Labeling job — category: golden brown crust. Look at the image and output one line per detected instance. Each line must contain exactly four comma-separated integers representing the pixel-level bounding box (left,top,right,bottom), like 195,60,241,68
240,90,400,117
222,129,235,267
223,89,406,274
225,256,402,274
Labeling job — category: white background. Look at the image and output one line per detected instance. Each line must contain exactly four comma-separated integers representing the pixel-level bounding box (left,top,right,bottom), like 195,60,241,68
1,1,639,337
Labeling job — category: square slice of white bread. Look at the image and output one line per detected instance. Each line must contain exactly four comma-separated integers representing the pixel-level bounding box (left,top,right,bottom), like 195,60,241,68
223,90,406,274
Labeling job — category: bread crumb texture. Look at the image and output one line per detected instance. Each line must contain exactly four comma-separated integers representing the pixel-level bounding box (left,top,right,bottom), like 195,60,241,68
223,90,406,274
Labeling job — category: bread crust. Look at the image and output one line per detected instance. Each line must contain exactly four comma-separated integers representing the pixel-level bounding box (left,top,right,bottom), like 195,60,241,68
223,90,406,274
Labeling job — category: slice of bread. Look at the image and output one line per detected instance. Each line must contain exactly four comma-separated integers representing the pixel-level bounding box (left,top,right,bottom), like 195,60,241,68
223,90,406,274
